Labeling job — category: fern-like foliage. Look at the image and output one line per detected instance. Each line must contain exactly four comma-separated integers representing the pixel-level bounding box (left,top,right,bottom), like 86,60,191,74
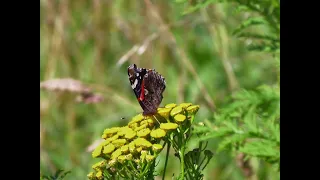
178,0,280,54
179,0,280,175
40,169,71,180
194,85,280,169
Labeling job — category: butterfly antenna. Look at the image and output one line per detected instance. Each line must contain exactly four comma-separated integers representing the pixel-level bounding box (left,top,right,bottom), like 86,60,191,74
153,115,161,125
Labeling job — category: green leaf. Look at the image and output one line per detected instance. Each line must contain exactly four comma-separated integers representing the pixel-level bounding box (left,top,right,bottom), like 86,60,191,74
233,89,258,102
269,123,280,144
235,32,279,42
232,5,250,15
243,107,258,133
58,170,71,179
54,170,64,178
239,139,279,158
197,127,234,142
192,125,212,134
40,175,51,180
247,43,280,53
217,133,250,152
40,169,71,180
232,17,267,35
222,121,242,133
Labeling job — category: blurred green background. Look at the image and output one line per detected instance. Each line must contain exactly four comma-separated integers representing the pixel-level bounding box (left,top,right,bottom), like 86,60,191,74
40,0,278,179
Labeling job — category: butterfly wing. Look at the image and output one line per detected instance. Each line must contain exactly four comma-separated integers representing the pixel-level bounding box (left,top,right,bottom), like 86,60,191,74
128,64,146,100
128,64,166,116
139,69,166,115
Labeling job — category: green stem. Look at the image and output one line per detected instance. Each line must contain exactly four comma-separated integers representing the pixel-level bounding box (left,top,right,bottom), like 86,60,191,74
179,142,185,180
197,141,202,165
162,142,171,180
144,161,155,180
123,164,136,178
184,156,194,179
142,162,151,176
104,171,111,179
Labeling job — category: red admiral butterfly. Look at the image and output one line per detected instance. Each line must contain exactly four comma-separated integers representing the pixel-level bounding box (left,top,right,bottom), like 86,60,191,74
128,64,166,116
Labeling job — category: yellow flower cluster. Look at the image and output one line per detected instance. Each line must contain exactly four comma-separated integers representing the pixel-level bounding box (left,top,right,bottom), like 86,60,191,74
88,103,200,180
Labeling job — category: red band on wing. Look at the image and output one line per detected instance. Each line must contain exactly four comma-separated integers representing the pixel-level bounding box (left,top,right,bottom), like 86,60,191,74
138,79,145,101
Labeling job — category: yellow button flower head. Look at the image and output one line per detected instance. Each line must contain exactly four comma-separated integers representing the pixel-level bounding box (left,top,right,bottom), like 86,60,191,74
89,102,201,180
128,141,135,153
160,123,179,130
140,150,148,162
108,159,117,167
179,103,192,108
124,129,136,140
134,123,148,132
87,172,95,179
140,118,154,125
157,108,172,119
170,106,183,117
103,144,115,154
107,134,119,142
96,171,103,180
128,122,138,129
128,113,145,125
187,105,200,115
174,114,186,123
117,126,132,136
92,160,106,171
150,128,166,138
92,144,103,158
134,138,152,148
152,144,163,152
112,139,126,148
111,148,122,160
137,128,151,137
146,155,155,162
165,103,177,109
140,118,155,128
136,147,143,152
100,140,110,147
125,154,133,160
120,145,129,154
102,127,120,139
117,155,126,164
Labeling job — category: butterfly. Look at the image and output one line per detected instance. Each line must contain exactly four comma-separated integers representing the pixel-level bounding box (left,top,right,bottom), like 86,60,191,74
127,64,166,116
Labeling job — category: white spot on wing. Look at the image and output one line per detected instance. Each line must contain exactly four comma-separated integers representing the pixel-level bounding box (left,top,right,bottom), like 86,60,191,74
131,79,138,89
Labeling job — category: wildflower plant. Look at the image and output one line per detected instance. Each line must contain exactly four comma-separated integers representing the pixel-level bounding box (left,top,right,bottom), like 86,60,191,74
40,169,71,180
88,103,213,180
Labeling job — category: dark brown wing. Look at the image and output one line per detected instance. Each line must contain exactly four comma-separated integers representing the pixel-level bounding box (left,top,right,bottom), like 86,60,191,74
140,69,166,115
128,64,147,100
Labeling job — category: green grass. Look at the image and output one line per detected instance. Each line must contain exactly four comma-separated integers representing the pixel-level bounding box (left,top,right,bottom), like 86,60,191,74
40,0,279,179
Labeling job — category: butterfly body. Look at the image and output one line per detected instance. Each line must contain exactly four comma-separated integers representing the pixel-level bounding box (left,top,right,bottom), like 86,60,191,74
128,64,166,116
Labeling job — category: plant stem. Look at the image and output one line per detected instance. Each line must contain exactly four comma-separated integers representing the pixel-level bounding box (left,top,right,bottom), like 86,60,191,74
179,141,186,180
145,161,155,180
162,142,171,180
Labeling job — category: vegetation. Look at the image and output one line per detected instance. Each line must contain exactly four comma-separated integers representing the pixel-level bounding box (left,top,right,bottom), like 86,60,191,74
87,103,213,180
40,0,279,179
